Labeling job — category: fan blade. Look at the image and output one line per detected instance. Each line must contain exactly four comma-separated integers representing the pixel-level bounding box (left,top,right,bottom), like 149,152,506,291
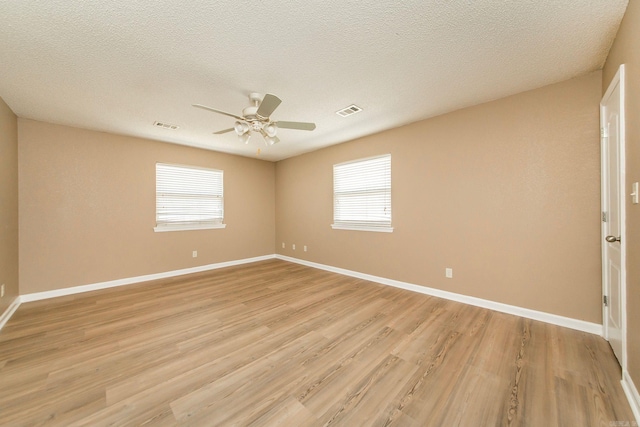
275,121,316,131
193,104,245,121
213,128,234,135
256,94,282,118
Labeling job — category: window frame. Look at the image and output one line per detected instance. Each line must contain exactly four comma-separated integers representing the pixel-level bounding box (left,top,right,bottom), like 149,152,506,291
154,162,226,232
331,154,393,233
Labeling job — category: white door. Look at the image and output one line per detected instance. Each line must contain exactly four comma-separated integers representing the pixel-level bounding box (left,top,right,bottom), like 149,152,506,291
601,65,626,366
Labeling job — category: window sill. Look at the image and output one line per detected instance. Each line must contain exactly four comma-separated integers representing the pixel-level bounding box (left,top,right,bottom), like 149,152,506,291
331,224,393,233
154,224,227,232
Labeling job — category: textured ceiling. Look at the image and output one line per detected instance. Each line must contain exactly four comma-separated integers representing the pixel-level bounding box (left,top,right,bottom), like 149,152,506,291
0,1,628,161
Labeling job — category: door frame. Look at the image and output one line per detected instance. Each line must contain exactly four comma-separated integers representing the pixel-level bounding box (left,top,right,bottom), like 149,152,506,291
600,64,627,371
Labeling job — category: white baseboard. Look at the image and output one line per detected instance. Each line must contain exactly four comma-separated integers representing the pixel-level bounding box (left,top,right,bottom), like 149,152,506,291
0,296,21,331
7,253,604,338
622,370,640,424
20,254,276,303
276,254,603,336
3,253,635,418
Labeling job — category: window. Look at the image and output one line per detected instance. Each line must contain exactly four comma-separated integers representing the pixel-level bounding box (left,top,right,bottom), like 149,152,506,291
155,163,225,232
332,154,392,232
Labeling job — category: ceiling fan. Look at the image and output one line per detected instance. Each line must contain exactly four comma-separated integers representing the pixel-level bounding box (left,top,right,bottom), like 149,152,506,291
193,93,316,146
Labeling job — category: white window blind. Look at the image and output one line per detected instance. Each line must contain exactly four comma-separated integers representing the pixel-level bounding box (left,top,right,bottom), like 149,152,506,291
332,154,392,232
155,163,225,232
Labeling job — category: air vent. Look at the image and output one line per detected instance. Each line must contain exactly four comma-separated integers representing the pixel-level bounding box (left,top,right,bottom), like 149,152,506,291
153,121,179,130
336,104,362,117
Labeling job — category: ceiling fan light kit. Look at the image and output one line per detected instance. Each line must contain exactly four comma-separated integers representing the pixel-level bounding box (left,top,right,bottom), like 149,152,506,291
194,93,316,147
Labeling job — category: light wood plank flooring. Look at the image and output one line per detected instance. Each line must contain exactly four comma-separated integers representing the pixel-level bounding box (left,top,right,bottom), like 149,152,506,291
0,259,635,426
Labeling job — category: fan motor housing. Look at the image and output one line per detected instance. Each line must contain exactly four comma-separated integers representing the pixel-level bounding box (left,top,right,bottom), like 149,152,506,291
242,106,259,119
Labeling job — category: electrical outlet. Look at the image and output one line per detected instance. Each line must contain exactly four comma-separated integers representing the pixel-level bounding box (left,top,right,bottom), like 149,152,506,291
445,268,453,278
0,284,4,298
282,242,285,249
304,245,307,252
192,251,198,258
292,244,296,250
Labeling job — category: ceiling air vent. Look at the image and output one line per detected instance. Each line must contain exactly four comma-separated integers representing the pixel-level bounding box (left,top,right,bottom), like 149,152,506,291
153,121,179,130
336,104,362,117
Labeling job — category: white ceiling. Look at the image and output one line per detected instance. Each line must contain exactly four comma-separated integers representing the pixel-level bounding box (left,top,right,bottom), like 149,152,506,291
0,1,628,162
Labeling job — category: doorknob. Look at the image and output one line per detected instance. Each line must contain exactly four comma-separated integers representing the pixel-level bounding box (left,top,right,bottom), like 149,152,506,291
605,235,621,243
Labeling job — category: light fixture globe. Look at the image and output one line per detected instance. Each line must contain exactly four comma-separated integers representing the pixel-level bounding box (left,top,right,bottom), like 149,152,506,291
265,135,278,146
264,123,277,138
238,133,251,144
234,121,249,135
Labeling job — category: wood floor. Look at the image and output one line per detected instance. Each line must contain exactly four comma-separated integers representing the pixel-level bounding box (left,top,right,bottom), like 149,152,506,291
0,260,634,426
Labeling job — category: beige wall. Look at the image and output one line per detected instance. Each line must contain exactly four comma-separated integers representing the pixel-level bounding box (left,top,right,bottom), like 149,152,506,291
0,98,19,313
276,71,602,323
18,120,275,294
603,0,640,396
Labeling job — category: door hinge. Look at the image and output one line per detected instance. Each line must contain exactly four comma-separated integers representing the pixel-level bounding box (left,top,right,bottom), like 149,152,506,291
602,211,608,222
603,295,608,306
601,126,609,139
